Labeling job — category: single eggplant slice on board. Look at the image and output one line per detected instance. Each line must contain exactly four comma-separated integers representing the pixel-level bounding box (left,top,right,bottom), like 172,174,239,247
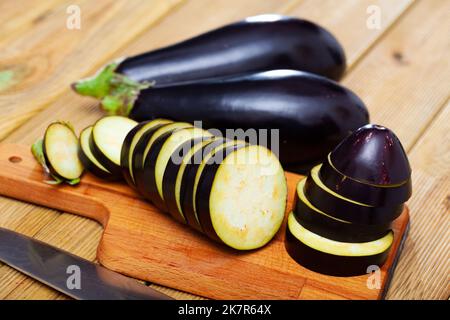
285,212,393,276
120,119,172,188
134,122,192,202
32,122,84,185
79,126,119,180
305,165,404,225
90,116,138,176
320,154,412,206
195,145,287,250
142,127,212,211
162,137,214,223
294,179,391,243
180,138,231,232
72,15,346,107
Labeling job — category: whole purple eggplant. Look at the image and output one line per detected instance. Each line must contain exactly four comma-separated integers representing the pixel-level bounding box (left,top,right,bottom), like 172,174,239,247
118,70,368,172
73,15,346,103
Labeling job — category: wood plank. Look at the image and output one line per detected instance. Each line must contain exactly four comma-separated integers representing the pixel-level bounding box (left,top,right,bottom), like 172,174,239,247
0,0,183,140
342,0,450,150
386,101,450,299
288,0,415,67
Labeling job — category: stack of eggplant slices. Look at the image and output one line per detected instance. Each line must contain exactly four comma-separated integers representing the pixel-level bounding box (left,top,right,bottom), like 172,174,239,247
286,125,412,276
31,15,412,275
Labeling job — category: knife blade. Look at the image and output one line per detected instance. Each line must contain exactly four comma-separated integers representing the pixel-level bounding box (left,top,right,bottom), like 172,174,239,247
0,227,172,300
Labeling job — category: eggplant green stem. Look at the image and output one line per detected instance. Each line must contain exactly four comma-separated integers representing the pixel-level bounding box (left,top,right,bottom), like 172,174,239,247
31,139,63,185
71,61,152,116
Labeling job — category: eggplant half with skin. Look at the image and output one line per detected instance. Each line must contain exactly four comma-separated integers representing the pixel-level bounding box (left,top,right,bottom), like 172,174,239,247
72,15,346,113
294,179,391,243
32,122,84,185
320,124,412,206
285,212,393,276
305,165,404,224
87,70,368,172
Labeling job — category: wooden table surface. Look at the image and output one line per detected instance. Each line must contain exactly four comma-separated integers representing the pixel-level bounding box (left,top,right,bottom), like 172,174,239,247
0,0,448,300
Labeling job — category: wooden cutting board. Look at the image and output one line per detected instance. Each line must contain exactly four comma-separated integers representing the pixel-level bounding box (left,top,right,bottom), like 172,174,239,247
0,143,409,300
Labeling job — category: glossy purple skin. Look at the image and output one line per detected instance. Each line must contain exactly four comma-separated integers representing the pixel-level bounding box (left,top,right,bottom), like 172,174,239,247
330,124,411,185
116,15,346,84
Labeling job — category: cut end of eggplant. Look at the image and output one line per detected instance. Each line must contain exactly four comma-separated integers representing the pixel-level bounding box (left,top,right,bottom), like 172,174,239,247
32,122,84,184
286,212,393,276
208,145,287,250
330,124,411,185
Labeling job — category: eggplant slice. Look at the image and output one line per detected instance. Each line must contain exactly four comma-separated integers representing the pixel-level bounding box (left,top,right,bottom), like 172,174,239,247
142,127,212,211
162,137,214,223
285,212,393,276
121,119,172,187
294,179,391,242
305,165,404,225
320,154,412,206
32,122,84,185
79,126,118,180
196,145,287,250
134,122,192,203
90,116,138,175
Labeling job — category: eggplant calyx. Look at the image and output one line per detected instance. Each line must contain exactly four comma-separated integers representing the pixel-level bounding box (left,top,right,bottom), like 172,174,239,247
31,139,63,185
71,62,152,116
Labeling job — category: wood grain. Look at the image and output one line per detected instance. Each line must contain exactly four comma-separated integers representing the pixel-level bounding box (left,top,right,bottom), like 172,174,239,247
288,0,415,67
0,0,183,140
0,0,448,300
0,143,410,300
386,101,450,299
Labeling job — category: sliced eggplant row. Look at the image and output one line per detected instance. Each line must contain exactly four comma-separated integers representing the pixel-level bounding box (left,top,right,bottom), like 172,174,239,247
141,126,211,210
285,212,393,276
305,165,404,225
319,155,412,206
294,179,391,243
32,122,84,185
121,119,172,188
134,122,192,200
79,126,119,180
90,116,138,175
196,145,288,250
162,137,214,223
181,138,232,231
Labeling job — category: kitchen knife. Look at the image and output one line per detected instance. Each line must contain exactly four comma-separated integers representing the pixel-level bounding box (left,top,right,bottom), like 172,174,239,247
0,227,172,300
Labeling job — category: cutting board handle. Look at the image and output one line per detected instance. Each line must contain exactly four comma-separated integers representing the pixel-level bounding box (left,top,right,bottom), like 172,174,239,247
0,143,112,226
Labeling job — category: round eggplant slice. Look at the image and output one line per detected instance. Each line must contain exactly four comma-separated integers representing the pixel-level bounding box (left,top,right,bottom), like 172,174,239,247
196,145,287,250
320,154,412,206
180,138,231,231
79,126,119,180
90,116,138,175
142,127,211,211
294,179,391,242
285,212,393,276
134,122,192,201
330,124,411,185
162,137,214,223
38,122,84,184
305,165,404,225
121,119,172,188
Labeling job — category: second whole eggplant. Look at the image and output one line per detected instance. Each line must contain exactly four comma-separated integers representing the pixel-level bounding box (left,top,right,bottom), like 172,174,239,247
100,70,369,172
